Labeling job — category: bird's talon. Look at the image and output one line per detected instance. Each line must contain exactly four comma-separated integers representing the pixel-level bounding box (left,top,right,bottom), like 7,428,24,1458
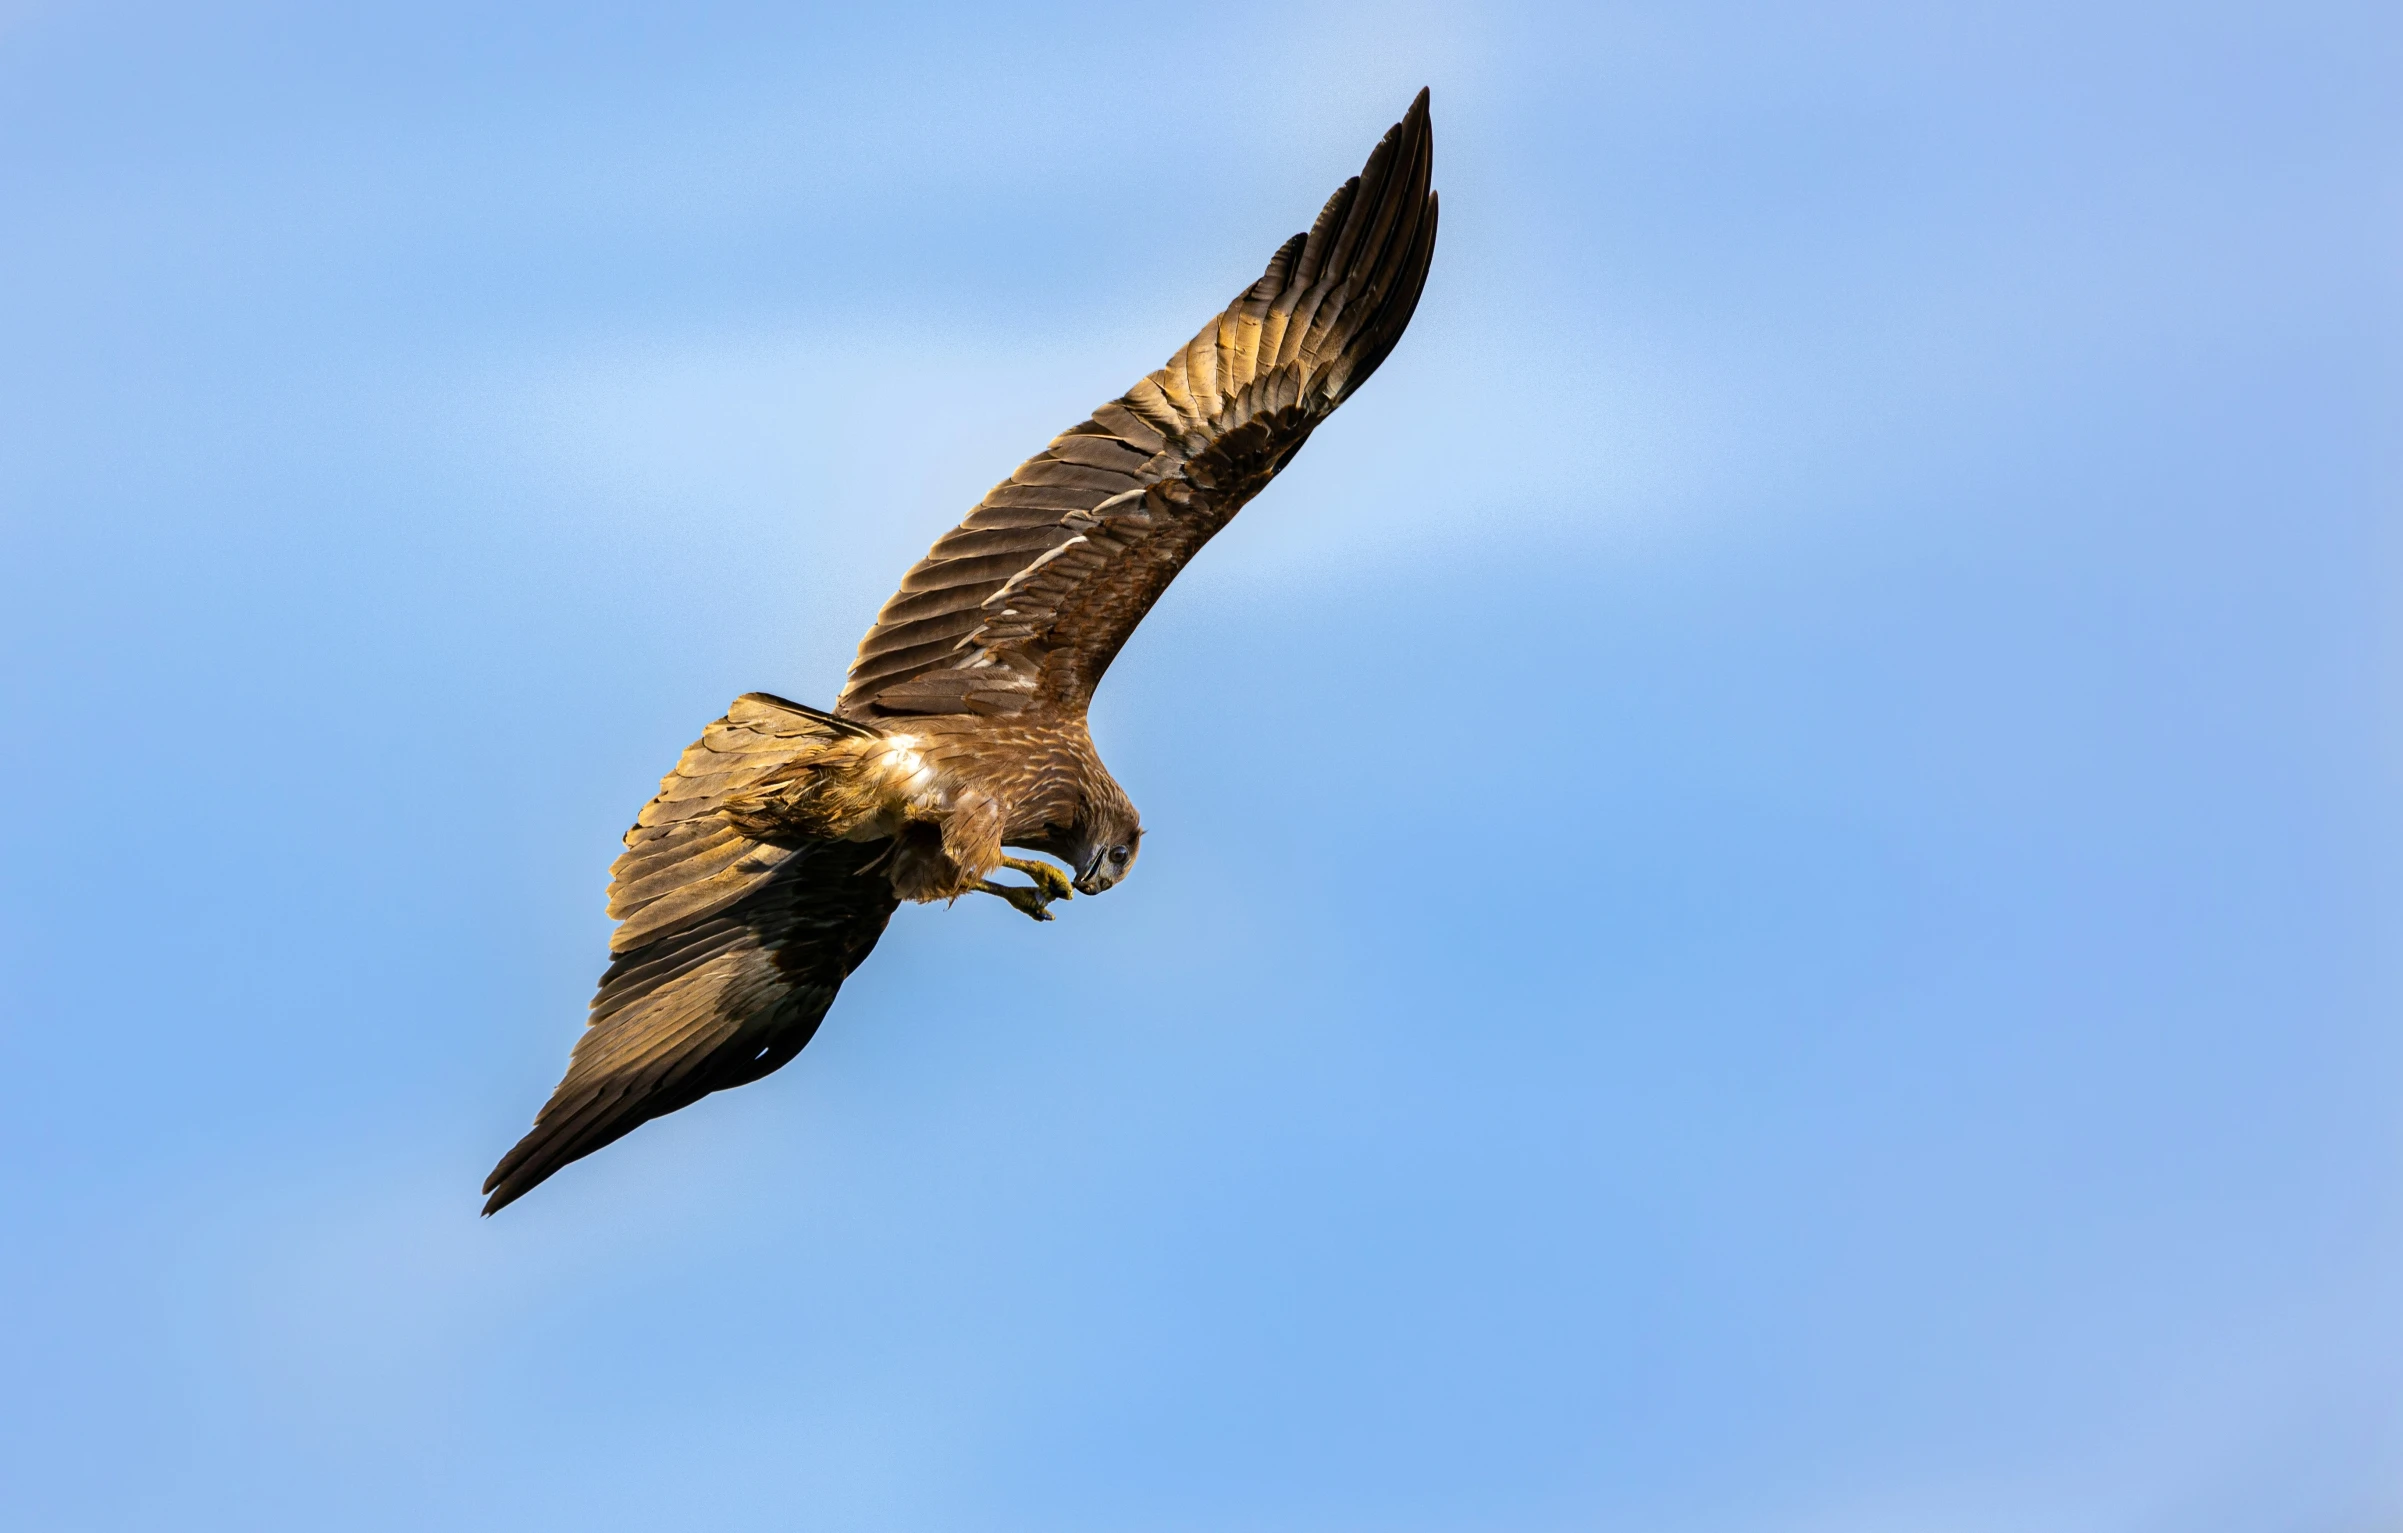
1001,856,1074,902
976,878,1058,922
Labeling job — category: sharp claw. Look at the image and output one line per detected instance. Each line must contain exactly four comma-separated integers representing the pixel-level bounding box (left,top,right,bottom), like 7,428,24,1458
975,878,1059,922
1001,856,1074,902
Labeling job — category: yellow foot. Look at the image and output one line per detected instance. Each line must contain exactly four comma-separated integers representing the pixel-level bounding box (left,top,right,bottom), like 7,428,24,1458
975,878,1058,922
1001,856,1074,904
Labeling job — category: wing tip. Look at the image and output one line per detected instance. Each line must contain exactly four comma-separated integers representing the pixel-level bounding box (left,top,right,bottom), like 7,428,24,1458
480,1136,544,1215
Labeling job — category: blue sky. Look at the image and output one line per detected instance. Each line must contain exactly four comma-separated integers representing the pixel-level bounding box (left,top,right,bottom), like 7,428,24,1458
3,2,2397,1528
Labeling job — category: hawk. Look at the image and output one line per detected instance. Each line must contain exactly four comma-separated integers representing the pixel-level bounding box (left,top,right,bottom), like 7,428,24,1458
484,89,1438,1214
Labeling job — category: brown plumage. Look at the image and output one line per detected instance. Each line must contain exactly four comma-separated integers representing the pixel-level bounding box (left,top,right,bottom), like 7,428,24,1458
484,89,1439,1214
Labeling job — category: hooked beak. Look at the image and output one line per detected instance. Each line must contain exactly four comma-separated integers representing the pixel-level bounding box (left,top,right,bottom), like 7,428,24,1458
1072,849,1108,896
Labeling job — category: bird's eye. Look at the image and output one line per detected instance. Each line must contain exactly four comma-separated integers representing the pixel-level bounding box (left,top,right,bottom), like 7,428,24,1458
1111,845,1130,863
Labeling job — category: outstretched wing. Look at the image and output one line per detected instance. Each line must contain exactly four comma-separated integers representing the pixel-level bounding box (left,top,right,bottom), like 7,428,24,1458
837,89,1438,720
483,695,898,1214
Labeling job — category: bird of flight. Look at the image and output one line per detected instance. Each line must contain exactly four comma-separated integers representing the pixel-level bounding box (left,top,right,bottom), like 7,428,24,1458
484,89,1438,1214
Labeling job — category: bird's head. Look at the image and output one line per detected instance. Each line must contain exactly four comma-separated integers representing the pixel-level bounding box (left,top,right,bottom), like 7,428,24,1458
1071,813,1143,896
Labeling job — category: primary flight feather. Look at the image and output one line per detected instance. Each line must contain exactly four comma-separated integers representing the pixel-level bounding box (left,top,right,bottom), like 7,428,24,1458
485,89,1439,1214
